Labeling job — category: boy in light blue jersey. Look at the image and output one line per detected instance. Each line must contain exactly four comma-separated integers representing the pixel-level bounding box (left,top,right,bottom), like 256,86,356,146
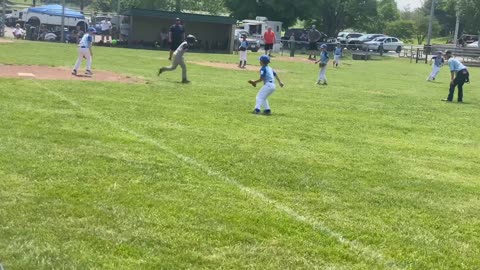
72,27,96,76
248,55,284,115
238,35,249,68
315,44,329,85
427,51,444,81
333,43,343,67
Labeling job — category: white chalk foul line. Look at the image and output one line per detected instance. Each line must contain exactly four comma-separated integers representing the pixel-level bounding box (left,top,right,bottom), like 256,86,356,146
38,82,402,269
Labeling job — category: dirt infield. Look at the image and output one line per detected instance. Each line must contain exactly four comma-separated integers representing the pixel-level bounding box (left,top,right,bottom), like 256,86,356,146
191,61,285,73
0,65,141,83
0,38,13,43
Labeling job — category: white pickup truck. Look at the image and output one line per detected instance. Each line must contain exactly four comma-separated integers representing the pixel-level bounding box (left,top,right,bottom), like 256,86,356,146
12,4,88,30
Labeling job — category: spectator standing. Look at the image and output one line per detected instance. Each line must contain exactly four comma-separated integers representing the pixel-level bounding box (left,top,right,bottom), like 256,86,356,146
307,25,321,60
263,26,276,56
101,18,112,42
169,18,186,61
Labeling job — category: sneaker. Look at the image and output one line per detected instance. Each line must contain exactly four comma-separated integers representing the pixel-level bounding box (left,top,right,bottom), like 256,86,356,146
71,69,77,76
442,99,452,102
252,108,261,114
85,70,93,75
181,79,191,84
263,109,272,115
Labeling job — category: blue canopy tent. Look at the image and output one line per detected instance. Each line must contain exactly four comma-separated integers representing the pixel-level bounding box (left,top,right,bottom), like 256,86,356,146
27,4,85,19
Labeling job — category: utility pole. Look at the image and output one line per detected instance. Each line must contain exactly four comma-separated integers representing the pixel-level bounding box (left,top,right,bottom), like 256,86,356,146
61,0,65,43
453,5,460,46
426,0,435,46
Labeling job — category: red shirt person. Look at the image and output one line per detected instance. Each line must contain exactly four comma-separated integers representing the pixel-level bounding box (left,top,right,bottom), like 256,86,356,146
263,27,276,56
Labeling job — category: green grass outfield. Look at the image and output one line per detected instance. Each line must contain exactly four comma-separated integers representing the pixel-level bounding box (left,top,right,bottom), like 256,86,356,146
0,41,479,270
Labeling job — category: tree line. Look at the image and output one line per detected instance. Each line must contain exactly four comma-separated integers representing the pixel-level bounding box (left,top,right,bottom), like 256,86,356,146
27,0,480,43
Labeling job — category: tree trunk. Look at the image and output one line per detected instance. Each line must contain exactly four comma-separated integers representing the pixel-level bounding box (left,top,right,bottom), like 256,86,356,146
33,0,36,7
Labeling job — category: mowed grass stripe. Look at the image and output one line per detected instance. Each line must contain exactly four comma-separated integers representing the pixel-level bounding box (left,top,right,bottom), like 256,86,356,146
1,41,479,269
1,82,373,269
32,80,401,269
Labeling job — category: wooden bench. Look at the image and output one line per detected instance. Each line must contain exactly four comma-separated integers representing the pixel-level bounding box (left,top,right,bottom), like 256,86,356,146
431,45,480,67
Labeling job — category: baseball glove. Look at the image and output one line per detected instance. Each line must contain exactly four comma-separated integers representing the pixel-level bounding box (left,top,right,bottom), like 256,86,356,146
248,80,257,87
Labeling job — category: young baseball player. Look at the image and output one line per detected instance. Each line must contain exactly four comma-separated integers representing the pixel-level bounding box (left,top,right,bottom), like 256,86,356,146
238,35,248,68
158,34,196,83
427,51,444,81
333,43,343,67
72,27,96,76
315,44,329,85
248,55,284,115
442,50,470,103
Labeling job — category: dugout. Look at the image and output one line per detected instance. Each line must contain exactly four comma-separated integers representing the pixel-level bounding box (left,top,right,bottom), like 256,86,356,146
125,8,237,53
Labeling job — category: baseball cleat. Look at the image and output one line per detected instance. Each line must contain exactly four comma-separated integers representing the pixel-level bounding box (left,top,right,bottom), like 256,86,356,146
263,109,272,115
158,68,163,76
181,79,191,84
252,108,261,114
441,99,452,102
85,70,93,75
71,69,77,76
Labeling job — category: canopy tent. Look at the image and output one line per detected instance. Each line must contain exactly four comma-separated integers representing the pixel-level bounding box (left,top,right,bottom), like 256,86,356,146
27,5,85,19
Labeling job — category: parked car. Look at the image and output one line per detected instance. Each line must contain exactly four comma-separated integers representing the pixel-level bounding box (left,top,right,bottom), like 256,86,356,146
234,29,260,52
338,32,363,45
347,34,386,50
466,41,479,48
363,36,403,53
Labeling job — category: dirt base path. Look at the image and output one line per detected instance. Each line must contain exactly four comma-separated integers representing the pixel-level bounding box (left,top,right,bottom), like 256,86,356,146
0,64,141,83
0,38,13,43
191,61,286,73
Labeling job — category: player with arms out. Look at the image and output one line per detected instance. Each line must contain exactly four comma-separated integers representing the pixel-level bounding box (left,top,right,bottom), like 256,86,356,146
427,51,444,81
72,27,96,76
158,35,197,83
248,55,284,115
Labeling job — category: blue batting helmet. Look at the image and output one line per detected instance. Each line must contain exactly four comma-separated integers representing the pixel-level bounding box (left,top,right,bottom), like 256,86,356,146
259,55,270,63
88,27,96,33
320,44,327,49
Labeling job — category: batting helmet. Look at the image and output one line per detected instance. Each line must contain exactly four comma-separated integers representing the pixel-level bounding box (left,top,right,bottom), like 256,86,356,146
88,27,96,33
259,55,270,63
320,44,327,49
186,34,197,45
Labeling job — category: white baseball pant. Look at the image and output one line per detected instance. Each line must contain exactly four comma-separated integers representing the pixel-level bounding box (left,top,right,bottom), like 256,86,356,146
255,82,276,110
318,66,327,82
240,50,247,61
428,65,441,80
334,55,340,64
74,47,92,71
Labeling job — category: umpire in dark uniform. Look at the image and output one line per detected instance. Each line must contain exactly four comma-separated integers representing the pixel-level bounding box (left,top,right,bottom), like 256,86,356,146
169,18,186,60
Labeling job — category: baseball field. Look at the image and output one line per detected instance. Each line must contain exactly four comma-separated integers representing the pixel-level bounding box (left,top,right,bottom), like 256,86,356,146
0,40,479,270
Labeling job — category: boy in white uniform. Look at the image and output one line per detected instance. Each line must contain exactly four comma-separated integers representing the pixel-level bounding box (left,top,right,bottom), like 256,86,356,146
72,27,96,76
248,55,284,115
427,51,444,81
315,44,329,85
158,35,196,83
333,44,342,67
238,35,249,68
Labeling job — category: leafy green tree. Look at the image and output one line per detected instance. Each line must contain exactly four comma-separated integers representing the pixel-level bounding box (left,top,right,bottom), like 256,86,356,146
385,20,414,40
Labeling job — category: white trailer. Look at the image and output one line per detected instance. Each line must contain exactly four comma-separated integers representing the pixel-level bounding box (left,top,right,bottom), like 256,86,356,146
238,16,282,46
